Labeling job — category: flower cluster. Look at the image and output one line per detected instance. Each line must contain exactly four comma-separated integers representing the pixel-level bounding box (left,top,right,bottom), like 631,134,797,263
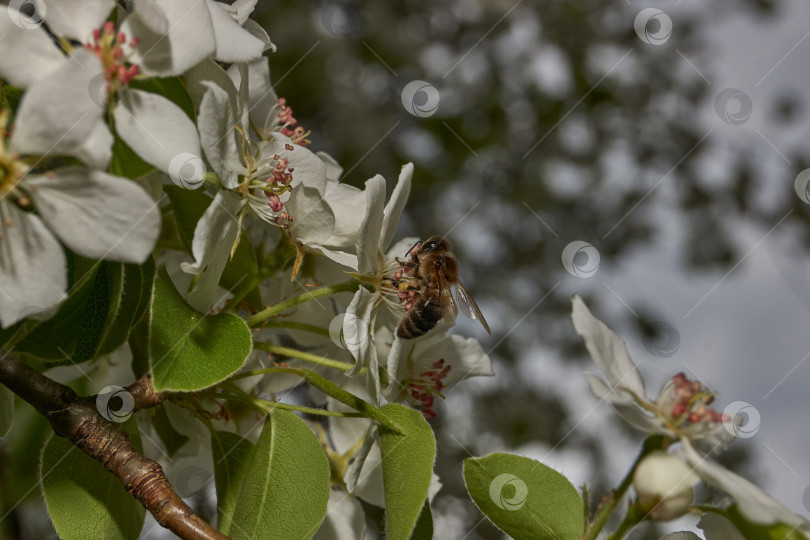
0,2,493,537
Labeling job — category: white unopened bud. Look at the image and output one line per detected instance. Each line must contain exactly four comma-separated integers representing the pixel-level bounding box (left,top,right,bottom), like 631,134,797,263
633,451,699,520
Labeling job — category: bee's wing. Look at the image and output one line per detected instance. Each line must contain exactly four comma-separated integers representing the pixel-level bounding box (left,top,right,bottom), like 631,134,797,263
436,271,458,323
455,280,492,335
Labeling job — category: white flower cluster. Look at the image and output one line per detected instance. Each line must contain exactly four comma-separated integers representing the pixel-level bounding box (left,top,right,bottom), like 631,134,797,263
0,3,493,537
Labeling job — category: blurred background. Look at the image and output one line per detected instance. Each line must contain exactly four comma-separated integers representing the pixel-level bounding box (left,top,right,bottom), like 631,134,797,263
3,0,810,538
253,0,810,537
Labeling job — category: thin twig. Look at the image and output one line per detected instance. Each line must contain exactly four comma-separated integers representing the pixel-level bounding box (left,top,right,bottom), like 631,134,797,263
0,353,228,540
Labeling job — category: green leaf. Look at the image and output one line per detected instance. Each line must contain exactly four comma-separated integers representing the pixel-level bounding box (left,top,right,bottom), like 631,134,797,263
0,385,13,438
378,404,437,540
463,453,584,540
41,419,145,540
151,406,189,459
229,410,330,540
164,185,212,251
211,431,255,535
410,500,433,540
110,134,154,179
13,260,132,366
149,268,251,391
13,258,154,366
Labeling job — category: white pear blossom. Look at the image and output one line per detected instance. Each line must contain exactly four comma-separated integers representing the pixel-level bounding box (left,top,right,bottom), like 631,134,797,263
571,295,733,450
0,0,270,179
381,328,494,419
225,57,392,270
181,60,331,311
0,65,160,327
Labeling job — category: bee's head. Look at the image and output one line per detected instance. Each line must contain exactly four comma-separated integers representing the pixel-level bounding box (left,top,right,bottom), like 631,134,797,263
420,236,449,253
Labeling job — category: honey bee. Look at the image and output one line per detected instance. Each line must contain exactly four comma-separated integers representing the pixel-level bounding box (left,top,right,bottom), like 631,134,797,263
395,236,491,339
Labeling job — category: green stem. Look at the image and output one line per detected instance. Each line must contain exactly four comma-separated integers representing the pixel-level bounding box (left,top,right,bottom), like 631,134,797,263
225,270,269,312
253,343,357,373
245,280,361,328
198,390,366,419
261,320,330,337
605,507,641,540
585,435,668,540
241,367,401,433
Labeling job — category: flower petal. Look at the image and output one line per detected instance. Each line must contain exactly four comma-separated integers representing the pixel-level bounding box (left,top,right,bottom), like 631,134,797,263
10,49,104,158
114,88,202,177
205,0,268,63
27,168,160,263
0,204,66,328
571,295,646,398
380,163,413,251
226,58,278,136
123,0,216,76
683,440,810,535
43,0,114,41
0,20,63,88
584,372,663,433
181,191,244,313
313,488,366,540
287,185,334,246
70,116,114,169
354,175,386,275
195,79,240,189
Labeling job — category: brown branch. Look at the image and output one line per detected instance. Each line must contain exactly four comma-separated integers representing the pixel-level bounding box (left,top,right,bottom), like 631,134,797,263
126,373,168,410
0,353,228,540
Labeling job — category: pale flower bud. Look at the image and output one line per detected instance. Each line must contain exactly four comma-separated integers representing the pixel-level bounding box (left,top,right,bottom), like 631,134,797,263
633,451,699,520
